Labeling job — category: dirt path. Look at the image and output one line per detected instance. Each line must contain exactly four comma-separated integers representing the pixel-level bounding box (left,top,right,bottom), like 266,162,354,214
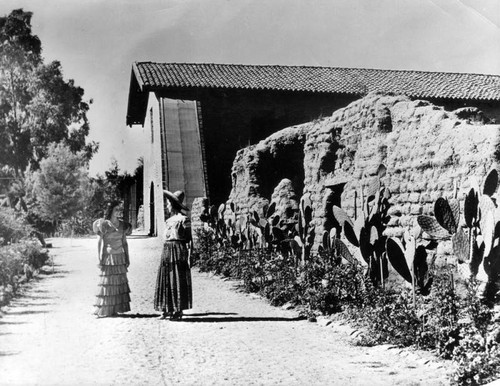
0,236,452,385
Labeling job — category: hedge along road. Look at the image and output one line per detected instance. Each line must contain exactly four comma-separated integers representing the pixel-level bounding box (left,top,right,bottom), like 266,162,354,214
0,236,451,385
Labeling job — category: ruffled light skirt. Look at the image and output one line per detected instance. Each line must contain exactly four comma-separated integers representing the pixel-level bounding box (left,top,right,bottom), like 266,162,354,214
94,252,131,317
154,241,192,313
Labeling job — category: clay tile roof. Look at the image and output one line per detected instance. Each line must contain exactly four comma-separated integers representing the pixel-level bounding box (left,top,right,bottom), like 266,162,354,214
132,62,500,101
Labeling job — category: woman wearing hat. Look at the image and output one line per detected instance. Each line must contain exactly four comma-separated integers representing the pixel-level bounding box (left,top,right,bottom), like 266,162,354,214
154,190,193,320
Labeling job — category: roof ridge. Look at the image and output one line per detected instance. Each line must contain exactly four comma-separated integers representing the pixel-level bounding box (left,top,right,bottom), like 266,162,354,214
131,61,500,101
133,61,500,78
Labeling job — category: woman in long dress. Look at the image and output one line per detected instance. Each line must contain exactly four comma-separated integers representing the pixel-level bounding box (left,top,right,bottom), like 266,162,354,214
154,190,192,320
93,201,132,317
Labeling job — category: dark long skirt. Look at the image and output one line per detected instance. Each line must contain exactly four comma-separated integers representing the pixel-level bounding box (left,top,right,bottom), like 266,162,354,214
154,241,192,313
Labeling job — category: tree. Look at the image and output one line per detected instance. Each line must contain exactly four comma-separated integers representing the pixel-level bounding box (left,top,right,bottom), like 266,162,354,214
79,158,143,231
0,9,97,177
27,142,91,224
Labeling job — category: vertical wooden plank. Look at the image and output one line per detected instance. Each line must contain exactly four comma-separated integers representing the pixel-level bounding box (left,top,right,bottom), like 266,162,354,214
178,100,207,209
163,99,185,191
162,98,207,213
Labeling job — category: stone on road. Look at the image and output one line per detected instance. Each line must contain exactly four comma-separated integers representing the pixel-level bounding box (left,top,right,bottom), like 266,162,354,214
0,237,450,385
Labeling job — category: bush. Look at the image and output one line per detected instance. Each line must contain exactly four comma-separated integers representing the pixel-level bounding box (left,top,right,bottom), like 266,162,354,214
58,211,93,236
0,207,33,244
0,244,23,288
449,278,498,385
297,253,365,317
16,239,50,270
348,287,421,347
193,227,235,276
452,327,500,385
417,272,460,358
261,252,299,306
0,239,50,306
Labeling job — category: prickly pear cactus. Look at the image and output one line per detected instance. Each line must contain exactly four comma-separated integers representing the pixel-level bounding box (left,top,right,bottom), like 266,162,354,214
331,164,392,287
417,197,459,240
386,229,433,300
318,228,356,266
295,193,315,265
418,169,500,302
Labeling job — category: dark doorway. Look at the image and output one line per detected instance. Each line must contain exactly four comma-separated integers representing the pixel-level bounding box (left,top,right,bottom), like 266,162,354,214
149,182,155,236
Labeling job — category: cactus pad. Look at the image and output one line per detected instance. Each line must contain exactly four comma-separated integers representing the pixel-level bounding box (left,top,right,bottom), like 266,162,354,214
322,230,330,250
448,198,461,228
364,176,381,200
464,188,479,228
358,227,372,263
386,237,412,283
344,220,360,248
377,164,387,178
479,195,496,233
333,238,356,265
481,211,495,257
434,197,457,234
265,202,276,218
332,206,353,228
417,215,450,239
483,169,499,197
403,231,416,270
452,228,469,263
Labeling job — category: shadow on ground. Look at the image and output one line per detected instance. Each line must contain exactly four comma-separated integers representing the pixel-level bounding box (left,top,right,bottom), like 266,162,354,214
180,316,305,323
0,320,26,326
5,310,49,316
113,312,303,323
0,350,19,357
187,312,238,316
39,265,71,277
115,313,162,318
13,302,55,307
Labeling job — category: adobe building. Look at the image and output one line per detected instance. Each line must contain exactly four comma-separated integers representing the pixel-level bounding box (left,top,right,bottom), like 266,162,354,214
125,62,500,236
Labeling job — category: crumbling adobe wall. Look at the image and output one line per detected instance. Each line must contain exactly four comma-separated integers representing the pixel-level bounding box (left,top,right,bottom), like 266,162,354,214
228,123,312,214
226,92,500,250
305,93,500,249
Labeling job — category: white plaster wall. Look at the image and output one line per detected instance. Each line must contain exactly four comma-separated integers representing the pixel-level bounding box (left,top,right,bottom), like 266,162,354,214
142,92,165,237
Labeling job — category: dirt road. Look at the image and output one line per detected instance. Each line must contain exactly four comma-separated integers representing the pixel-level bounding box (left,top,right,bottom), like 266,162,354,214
0,236,451,385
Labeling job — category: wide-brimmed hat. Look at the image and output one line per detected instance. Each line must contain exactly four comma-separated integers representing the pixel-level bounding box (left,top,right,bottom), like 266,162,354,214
163,190,189,211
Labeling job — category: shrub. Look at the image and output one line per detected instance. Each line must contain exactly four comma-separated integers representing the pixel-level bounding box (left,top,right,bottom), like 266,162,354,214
298,253,364,316
349,287,421,347
452,328,500,385
0,207,33,244
193,227,235,277
0,245,23,288
417,272,460,358
16,239,50,270
261,251,299,305
0,239,50,306
192,227,219,272
57,211,93,236
237,249,260,291
449,278,498,385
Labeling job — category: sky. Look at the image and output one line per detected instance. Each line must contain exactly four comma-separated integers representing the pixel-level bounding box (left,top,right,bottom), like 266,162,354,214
0,0,499,176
